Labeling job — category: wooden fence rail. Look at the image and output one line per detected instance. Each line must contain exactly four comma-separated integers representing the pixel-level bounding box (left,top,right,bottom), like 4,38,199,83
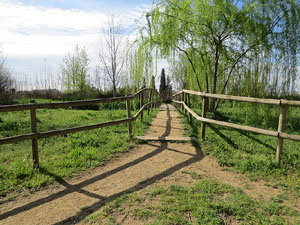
172,90,300,163
0,88,160,168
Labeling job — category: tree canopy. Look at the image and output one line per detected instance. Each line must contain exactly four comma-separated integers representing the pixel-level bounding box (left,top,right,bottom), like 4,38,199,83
141,0,300,110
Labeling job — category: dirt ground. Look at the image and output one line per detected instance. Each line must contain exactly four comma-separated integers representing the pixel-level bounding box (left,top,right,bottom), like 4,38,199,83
0,104,299,225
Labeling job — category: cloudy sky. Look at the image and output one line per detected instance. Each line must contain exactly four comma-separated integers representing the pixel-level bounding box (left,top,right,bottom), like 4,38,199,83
0,0,155,89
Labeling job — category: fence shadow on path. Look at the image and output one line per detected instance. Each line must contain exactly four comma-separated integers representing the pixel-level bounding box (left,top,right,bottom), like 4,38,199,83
0,104,204,225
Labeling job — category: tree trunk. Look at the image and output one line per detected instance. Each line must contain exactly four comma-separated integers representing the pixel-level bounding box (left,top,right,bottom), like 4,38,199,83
210,44,220,112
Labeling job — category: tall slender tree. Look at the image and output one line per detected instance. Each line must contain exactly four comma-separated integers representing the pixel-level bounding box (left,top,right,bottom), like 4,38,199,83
99,14,124,97
61,44,90,93
159,68,166,96
0,55,13,93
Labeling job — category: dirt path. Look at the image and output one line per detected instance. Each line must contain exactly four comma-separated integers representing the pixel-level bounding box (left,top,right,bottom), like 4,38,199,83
0,104,298,225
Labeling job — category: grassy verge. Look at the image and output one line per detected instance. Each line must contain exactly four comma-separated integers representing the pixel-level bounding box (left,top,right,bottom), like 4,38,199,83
84,171,300,225
178,103,300,196
0,104,158,197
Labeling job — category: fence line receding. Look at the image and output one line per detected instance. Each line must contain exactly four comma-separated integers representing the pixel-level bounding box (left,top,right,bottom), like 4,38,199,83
0,88,160,168
172,89,300,163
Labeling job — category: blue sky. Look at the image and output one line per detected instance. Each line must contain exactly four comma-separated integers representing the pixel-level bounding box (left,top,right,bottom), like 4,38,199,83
7,0,152,11
0,0,155,89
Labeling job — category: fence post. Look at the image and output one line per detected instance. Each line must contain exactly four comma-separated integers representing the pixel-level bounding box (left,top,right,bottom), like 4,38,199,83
30,100,39,168
140,91,144,121
181,92,184,111
187,94,192,122
148,89,152,115
201,97,208,139
276,102,287,163
183,92,187,114
126,94,132,137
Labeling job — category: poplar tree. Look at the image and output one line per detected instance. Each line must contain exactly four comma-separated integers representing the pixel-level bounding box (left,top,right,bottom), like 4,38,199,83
159,68,166,96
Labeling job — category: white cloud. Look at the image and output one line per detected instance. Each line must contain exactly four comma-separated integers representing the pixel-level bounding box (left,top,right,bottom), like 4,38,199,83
0,1,151,58
0,0,156,90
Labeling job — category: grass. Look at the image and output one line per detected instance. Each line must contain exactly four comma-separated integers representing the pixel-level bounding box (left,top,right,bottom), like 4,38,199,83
180,101,300,196
84,172,300,225
0,101,158,197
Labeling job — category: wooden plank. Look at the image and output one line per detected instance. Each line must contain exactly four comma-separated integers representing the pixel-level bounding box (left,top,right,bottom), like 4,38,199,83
0,101,160,145
133,101,156,119
0,96,132,112
172,90,183,97
183,89,281,105
136,136,197,141
173,100,300,142
279,132,300,142
281,99,300,107
38,118,133,139
276,105,287,163
0,133,36,145
0,88,155,112
181,102,278,137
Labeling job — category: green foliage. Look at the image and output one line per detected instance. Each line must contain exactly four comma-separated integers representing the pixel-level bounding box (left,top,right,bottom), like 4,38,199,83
150,75,155,90
61,44,90,93
126,41,154,93
0,107,158,196
141,0,300,107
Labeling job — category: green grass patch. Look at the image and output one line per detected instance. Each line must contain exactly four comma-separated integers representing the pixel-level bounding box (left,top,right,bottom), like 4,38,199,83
178,102,300,196
85,177,300,224
0,106,158,197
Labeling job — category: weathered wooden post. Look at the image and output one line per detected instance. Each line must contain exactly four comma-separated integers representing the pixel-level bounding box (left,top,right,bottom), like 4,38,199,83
183,92,187,114
201,97,208,139
148,89,152,115
30,100,39,168
276,102,287,163
140,91,144,121
187,94,192,122
181,92,184,111
126,93,132,137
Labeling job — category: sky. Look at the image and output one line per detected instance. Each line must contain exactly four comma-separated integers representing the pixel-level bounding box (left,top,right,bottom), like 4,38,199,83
0,0,160,90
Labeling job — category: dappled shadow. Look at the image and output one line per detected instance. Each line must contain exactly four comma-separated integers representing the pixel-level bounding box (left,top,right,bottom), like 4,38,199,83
0,104,204,225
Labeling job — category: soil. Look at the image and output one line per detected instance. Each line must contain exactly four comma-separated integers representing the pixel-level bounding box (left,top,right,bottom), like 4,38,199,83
0,104,299,225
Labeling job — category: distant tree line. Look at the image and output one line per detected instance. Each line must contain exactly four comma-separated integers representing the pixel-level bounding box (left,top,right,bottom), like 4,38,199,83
2,1,300,106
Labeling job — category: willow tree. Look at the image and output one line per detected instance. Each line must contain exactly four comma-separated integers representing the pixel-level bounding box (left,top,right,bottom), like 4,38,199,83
142,0,300,111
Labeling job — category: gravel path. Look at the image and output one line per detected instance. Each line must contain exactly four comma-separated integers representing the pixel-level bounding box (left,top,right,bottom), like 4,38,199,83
1,104,298,225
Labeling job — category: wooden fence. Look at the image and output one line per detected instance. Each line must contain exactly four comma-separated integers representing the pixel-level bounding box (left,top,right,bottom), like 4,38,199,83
173,89,300,163
0,88,160,168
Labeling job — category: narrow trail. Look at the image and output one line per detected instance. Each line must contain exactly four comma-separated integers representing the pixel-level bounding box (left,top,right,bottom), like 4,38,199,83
0,104,298,225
